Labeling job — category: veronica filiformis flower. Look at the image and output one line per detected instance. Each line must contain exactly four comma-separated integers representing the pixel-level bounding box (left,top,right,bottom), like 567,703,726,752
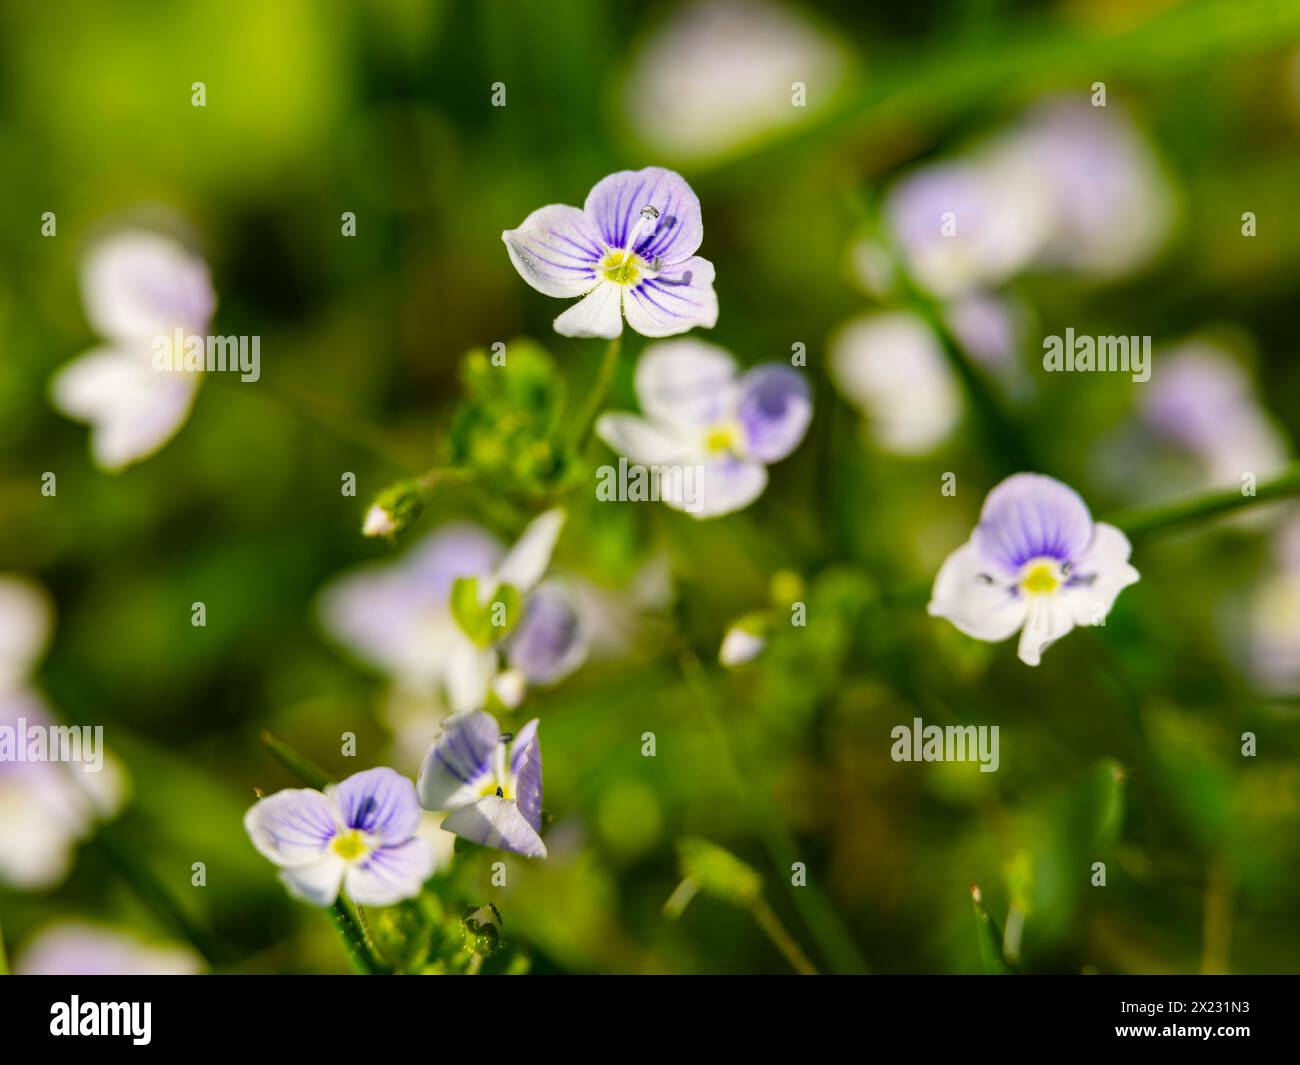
927,474,1139,666
50,229,215,471
319,511,587,715
417,711,545,858
245,766,436,906
16,922,203,975
596,340,812,517
503,166,717,338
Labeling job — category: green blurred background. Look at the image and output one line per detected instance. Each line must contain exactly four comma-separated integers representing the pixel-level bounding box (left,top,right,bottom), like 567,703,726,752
2,0,1300,974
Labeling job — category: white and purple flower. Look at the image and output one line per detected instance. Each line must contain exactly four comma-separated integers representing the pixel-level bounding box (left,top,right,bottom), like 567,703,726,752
244,766,437,906
596,339,812,517
16,921,203,976
417,711,546,859
50,228,216,471
319,510,587,714
928,473,1139,666
503,166,718,339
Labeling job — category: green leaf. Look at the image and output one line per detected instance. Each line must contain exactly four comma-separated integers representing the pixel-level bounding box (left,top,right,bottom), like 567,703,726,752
970,885,1013,975
450,577,522,646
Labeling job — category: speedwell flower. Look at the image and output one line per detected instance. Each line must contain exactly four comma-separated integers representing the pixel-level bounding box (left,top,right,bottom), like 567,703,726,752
17,921,203,976
927,473,1139,666
596,339,811,517
50,229,215,471
417,711,546,859
245,766,436,906
503,166,718,339
319,510,587,714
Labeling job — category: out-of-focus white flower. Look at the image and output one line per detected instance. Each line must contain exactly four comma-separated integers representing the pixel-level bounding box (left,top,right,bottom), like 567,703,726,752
883,99,1170,296
319,512,587,714
1141,341,1288,487
50,229,215,471
829,311,961,455
1245,514,1300,693
17,921,203,975
1005,100,1172,278
623,0,849,164
0,575,126,891
719,623,766,667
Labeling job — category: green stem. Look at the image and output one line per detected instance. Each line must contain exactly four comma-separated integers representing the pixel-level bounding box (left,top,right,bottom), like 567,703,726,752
0,916,9,975
679,650,869,974
259,730,333,790
1107,463,1300,540
572,335,622,447
327,901,388,974
749,897,819,976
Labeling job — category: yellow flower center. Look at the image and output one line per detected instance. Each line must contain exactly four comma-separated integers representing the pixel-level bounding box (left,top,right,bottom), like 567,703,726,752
1021,560,1061,596
331,829,371,862
704,423,741,454
601,250,642,286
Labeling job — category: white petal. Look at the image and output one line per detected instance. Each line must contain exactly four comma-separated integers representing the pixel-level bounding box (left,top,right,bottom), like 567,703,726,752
553,281,623,339
669,458,767,518
279,854,347,906
444,635,498,714
502,204,604,298
243,788,339,868
1062,522,1140,628
633,338,737,429
927,541,1030,642
495,508,565,594
50,347,200,471
1017,596,1075,666
80,230,215,340
0,577,53,693
441,795,547,858
595,413,694,465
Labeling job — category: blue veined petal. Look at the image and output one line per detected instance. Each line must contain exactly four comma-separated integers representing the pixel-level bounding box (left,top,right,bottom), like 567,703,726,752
623,256,718,338
416,711,500,812
972,473,1094,574
582,167,702,263
244,788,339,868
330,766,422,845
441,795,547,859
343,837,436,907
508,719,542,832
735,364,812,463
503,204,605,299
507,582,587,685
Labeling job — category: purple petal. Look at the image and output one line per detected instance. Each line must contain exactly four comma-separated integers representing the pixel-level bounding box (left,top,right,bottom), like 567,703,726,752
503,204,605,298
508,719,542,832
736,364,812,463
441,795,547,858
244,788,338,867
972,473,1094,574
582,167,703,262
507,582,588,684
623,256,718,338
343,838,436,906
416,711,499,812
331,767,421,845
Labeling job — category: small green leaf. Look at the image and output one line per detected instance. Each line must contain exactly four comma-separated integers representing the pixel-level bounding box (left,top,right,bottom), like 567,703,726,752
969,884,1013,975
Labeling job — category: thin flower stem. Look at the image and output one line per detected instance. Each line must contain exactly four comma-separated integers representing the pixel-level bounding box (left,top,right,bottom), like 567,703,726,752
0,917,9,975
1107,463,1300,540
572,335,622,447
259,730,333,790
327,901,388,975
678,649,869,974
466,952,484,975
748,896,819,976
